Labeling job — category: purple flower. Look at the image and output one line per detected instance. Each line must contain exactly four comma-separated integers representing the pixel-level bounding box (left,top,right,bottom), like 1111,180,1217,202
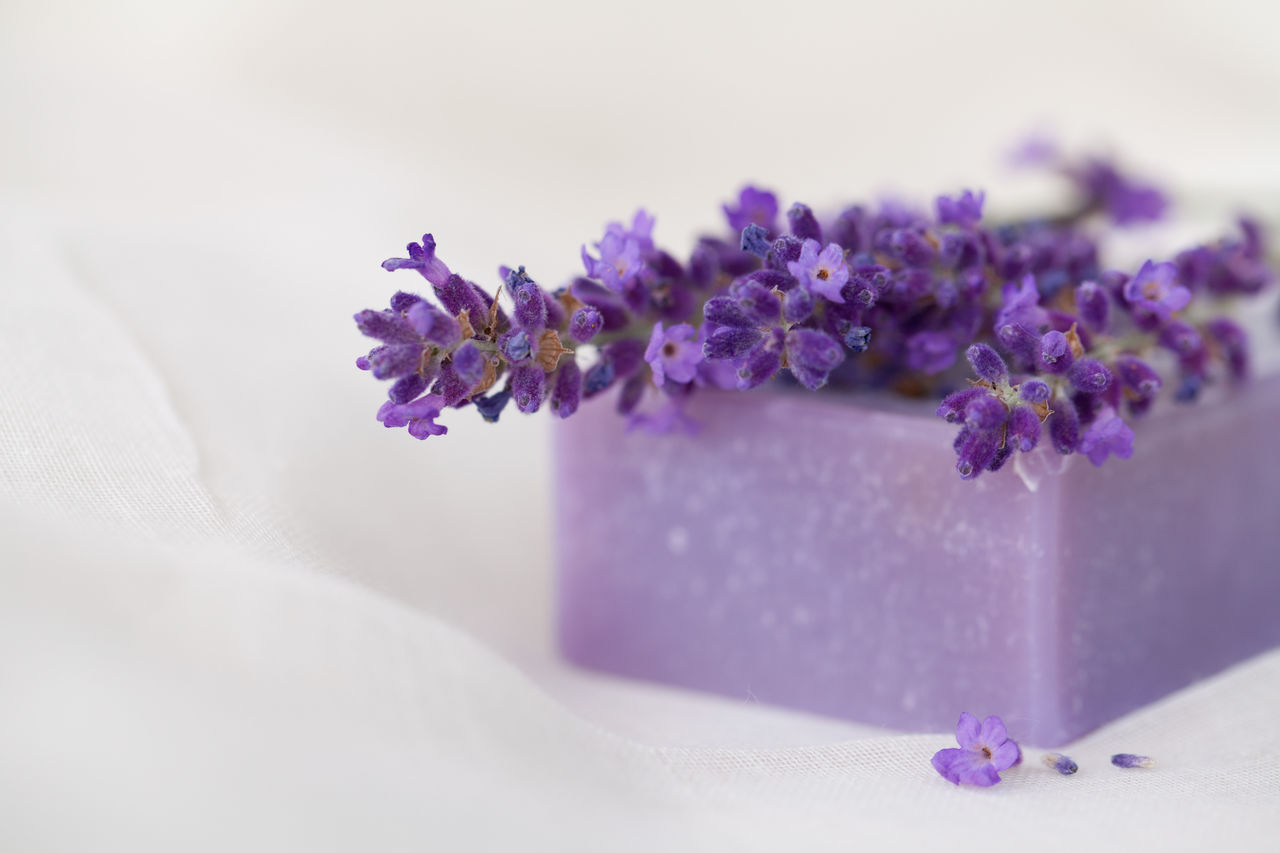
645,322,703,386
931,713,1021,787
1124,260,1190,321
787,239,849,303
1071,157,1167,225
936,190,985,227
994,275,1048,333
381,233,452,287
723,186,779,233
376,394,448,439
581,209,654,292
1079,408,1134,466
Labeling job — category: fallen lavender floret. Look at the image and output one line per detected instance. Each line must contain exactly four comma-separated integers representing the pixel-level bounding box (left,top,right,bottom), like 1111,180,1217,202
353,149,1275,479
930,712,1022,786
1111,753,1156,769
1043,752,1079,775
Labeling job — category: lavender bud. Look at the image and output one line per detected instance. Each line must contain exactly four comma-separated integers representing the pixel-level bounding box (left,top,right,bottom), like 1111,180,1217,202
603,339,645,378
550,360,583,419
954,427,1000,480
741,223,772,257
510,363,545,413
997,323,1041,365
435,273,490,321
1111,753,1155,769
388,373,429,405
498,329,532,363
766,235,803,270
964,394,1008,432
1068,358,1113,394
787,203,822,242
616,373,645,415
966,343,1009,383
432,363,473,406
1038,330,1074,374
1206,317,1249,380
389,291,424,313
451,342,486,388
568,306,604,343
368,343,422,380
1008,405,1042,452
843,325,872,353
407,301,462,347
704,296,756,328
1160,320,1205,363
888,229,935,267
1075,281,1110,332
784,329,845,390
703,326,761,359
582,360,615,397
729,280,782,324
1043,753,1079,775
1049,396,1080,454
782,285,814,323
1175,373,1202,402
510,278,547,333
736,339,782,390
1018,379,1051,404
936,387,985,423
354,309,419,345
473,389,511,423
1114,354,1162,397
741,268,797,292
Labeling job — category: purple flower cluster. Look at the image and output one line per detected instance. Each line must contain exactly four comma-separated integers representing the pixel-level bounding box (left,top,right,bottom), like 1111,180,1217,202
354,150,1275,480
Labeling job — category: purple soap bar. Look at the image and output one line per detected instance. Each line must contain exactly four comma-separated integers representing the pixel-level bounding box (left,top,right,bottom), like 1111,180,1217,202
554,377,1280,745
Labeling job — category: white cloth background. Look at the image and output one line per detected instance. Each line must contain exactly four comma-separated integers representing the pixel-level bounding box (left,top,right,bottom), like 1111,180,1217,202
2,1,1279,849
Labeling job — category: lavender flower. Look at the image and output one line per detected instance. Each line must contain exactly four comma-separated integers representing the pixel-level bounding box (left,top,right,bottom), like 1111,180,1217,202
787,239,849,303
1042,753,1078,775
377,394,447,439
931,713,1021,787
936,190,985,227
723,186,779,233
645,322,703,386
1124,260,1190,323
356,147,1275,484
1079,409,1135,466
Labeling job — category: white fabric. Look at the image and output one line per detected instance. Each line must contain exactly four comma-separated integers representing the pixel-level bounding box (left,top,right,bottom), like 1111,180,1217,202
3,2,1279,849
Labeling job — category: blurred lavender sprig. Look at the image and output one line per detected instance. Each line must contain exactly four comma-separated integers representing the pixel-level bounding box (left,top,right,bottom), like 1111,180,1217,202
354,149,1276,479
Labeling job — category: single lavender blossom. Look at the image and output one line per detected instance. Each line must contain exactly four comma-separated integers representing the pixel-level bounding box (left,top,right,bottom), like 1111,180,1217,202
787,239,849,304
1079,409,1135,466
1124,260,1190,323
931,713,1021,787
645,322,703,386
1042,753,1078,775
723,186,779,233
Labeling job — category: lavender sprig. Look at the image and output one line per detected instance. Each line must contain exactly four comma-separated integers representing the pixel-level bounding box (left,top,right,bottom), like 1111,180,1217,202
354,151,1276,480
